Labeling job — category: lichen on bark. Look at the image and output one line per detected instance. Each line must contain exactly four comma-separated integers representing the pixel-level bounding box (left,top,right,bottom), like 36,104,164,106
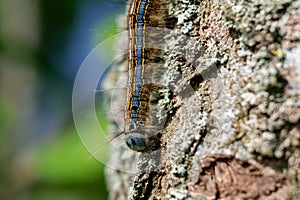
105,0,300,199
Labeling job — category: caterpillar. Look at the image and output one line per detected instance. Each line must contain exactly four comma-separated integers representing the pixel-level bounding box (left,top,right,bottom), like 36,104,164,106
124,0,169,152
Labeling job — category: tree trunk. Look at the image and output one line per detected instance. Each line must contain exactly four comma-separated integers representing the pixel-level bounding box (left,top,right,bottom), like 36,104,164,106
105,0,300,199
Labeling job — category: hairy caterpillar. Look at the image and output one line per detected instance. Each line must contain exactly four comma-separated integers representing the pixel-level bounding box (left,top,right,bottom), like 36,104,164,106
123,0,169,151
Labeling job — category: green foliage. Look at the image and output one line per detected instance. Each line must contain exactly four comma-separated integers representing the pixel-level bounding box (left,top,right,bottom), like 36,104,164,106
24,125,109,199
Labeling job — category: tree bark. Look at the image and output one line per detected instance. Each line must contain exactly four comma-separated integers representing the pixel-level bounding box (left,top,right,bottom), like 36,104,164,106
105,0,300,199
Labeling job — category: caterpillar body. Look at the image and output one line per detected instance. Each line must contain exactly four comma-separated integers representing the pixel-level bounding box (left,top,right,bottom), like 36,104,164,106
124,0,168,152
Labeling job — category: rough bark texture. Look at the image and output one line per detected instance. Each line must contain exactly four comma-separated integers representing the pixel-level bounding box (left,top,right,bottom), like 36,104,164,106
105,0,300,199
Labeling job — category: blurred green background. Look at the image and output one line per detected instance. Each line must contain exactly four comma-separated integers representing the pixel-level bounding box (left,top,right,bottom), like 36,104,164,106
0,0,125,199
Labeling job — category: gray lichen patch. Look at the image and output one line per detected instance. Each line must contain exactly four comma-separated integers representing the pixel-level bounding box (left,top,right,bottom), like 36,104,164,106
219,0,300,163
159,0,300,198
167,188,189,200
